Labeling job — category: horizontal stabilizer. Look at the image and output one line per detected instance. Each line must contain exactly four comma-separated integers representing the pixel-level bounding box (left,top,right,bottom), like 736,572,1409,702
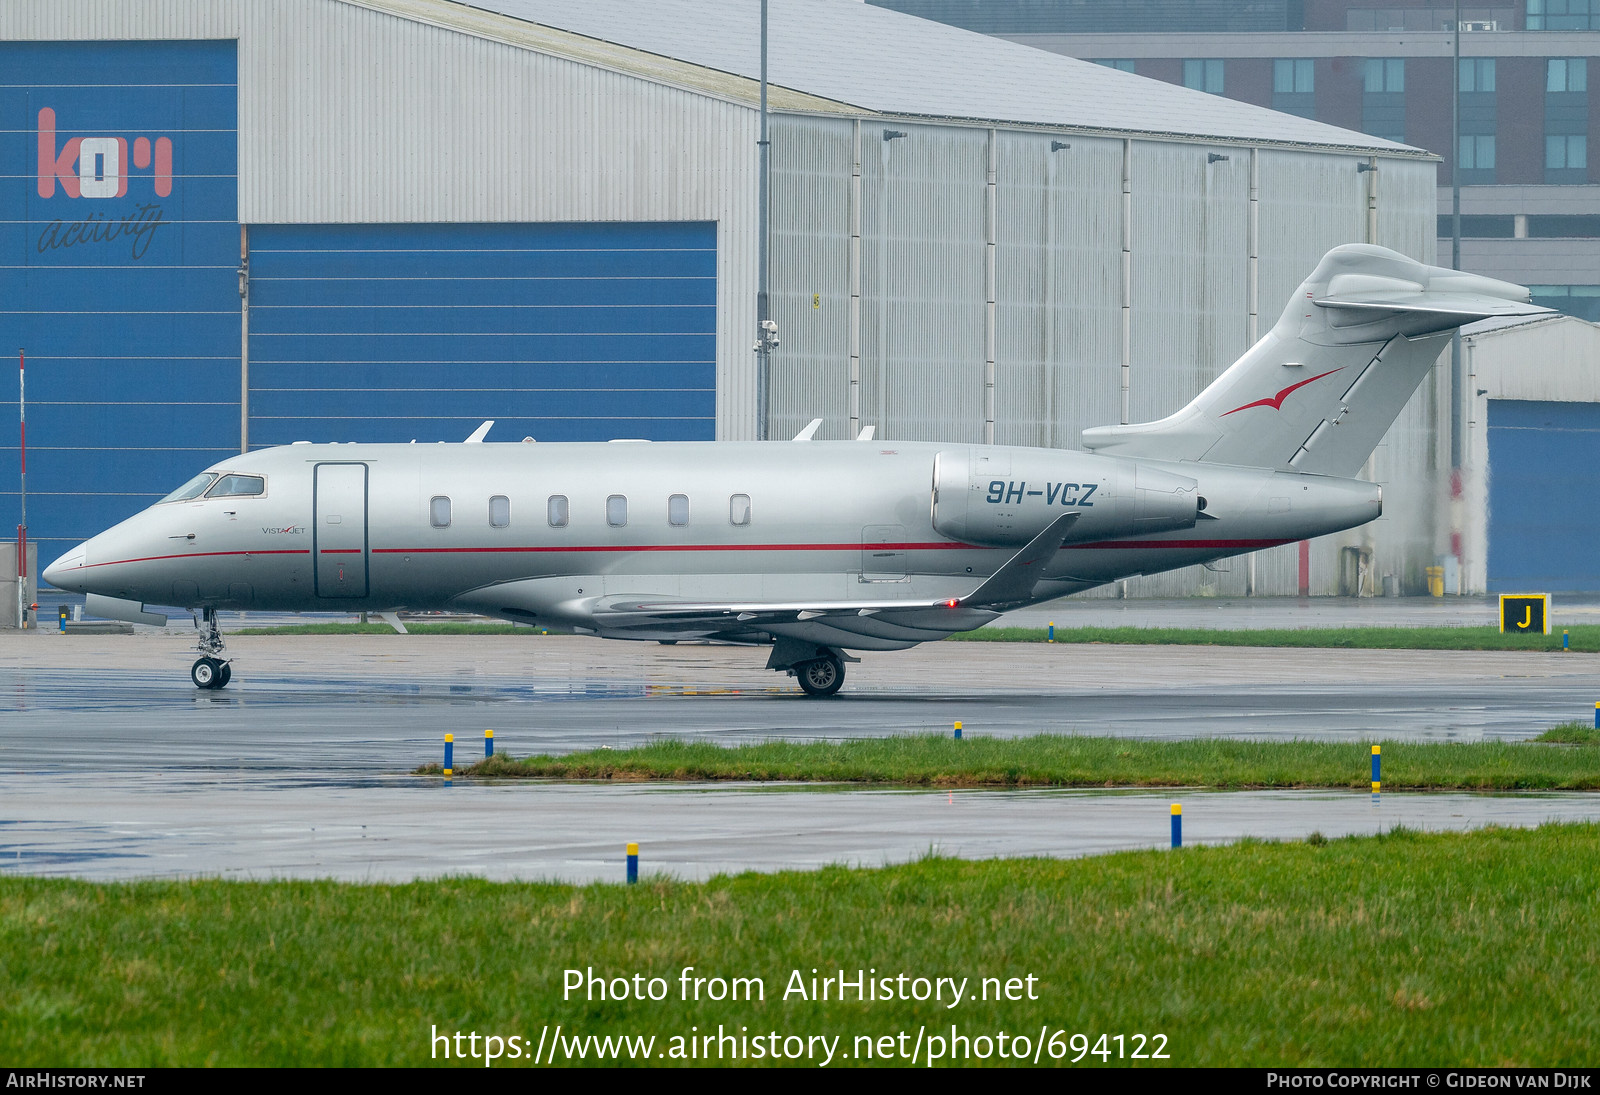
1081,244,1553,476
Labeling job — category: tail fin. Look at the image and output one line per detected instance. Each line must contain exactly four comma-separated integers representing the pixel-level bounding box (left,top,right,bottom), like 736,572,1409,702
1081,244,1549,476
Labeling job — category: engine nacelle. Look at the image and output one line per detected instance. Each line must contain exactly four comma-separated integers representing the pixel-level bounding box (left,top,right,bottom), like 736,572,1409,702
932,447,1198,547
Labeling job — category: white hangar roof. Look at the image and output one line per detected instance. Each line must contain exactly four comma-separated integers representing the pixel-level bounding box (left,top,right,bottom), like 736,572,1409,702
452,0,1429,155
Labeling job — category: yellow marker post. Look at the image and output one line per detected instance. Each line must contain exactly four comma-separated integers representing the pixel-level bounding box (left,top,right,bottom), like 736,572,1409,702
485,728,494,758
953,720,963,740
626,842,639,884
1171,803,1182,848
443,733,454,782
1371,744,1381,805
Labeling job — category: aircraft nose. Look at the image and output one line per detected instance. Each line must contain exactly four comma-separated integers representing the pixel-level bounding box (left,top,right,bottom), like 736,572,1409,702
42,543,89,592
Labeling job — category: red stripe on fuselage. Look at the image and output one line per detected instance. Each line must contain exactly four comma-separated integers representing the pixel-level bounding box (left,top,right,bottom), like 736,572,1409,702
81,538,1287,572
76,548,310,570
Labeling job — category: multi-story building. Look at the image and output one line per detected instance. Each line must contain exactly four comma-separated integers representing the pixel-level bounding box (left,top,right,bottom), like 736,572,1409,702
873,0,1600,321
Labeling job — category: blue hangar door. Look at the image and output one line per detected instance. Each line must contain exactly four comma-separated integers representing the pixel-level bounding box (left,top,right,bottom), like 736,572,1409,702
245,222,716,446
1487,399,1600,592
0,40,239,563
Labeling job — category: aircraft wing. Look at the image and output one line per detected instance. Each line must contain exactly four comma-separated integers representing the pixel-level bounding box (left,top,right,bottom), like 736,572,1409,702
582,595,1001,645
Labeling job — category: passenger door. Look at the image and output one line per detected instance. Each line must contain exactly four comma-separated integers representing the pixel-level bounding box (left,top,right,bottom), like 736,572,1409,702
313,463,368,598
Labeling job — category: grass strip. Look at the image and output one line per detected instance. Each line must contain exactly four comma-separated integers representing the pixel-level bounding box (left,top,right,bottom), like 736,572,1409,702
3,824,1599,1066
1533,722,1600,745
231,621,1600,651
953,624,1600,652
431,732,1600,791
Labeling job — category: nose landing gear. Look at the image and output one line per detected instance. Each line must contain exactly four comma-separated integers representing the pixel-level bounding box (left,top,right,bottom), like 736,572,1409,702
191,607,232,690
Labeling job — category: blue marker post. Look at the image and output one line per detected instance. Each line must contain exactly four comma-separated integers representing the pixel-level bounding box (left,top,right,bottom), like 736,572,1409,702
953,720,962,740
485,729,494,758
1594,702,1599,732
1371,745,1381,806
626,842,639,885
1170,803,1182,848
57,605,67,632
1563,629,1570,651
1048,621,1055,643
443,733,454,786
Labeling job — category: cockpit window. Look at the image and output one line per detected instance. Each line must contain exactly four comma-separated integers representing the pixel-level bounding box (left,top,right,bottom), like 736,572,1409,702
159,472,218,503
205,474,266,499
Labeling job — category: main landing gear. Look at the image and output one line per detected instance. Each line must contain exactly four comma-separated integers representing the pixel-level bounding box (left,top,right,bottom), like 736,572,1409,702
191,607,232,690
794,655,845,697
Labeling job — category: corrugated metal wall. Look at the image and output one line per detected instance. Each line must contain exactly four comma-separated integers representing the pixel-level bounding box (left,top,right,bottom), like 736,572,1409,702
770,119,1445,596
993,132,1122,450
247,222,717,445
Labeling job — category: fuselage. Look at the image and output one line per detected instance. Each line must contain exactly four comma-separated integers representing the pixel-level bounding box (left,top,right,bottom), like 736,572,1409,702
45,439,1381,640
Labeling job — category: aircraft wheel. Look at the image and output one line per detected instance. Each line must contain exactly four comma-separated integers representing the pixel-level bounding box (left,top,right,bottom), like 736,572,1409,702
191,657,223,689
217,662,232,688
795,656,844,697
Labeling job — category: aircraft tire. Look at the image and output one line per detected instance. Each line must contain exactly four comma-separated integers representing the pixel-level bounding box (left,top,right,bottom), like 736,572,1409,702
795,657,844,697
191,657,223,689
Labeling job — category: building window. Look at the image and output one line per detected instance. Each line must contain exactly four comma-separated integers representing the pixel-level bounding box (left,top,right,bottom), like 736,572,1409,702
1549,58,1589,92
1437,214,1516,238
1529,285,1600,320
606,494,627,527
429,496,451,529
489,495,510,528
1364,58,1405,94
1182,59,1224,95
1528,214,1600,237
547,495,568,528
1547,134,1588,169
667,493,690,527
1529,0,1600,30
1362,59,1406,142
729,494,751,527
1459,58,1496,93
1459,135,1497,171
1272,59,1315,117
1546,61,1589,182
1093,59,1135,72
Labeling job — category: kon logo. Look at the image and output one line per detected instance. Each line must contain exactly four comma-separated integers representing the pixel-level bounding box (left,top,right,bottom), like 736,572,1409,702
36,108,172,199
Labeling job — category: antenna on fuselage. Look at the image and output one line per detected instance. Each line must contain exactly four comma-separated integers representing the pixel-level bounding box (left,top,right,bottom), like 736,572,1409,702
464,420,494,443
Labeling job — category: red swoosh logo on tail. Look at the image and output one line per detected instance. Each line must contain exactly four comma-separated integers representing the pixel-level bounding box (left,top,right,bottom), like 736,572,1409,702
1220,367,1344,416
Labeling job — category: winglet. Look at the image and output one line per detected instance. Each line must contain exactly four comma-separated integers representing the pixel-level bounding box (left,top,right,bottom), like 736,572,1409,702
960,512,1081,608
792,418,823,441
465,420,494,443
856,425,876,441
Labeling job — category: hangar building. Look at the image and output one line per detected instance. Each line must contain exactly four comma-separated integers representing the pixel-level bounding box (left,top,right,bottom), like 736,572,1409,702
2,0,1445,596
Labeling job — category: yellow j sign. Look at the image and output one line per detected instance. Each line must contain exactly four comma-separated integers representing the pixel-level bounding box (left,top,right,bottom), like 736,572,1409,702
1499,594,1551,635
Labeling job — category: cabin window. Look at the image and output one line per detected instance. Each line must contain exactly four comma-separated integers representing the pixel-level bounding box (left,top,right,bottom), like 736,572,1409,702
489,495,510,528
607,494,628,527
548,495,568,527
730,493,751,526
668,493,690,527
160,472,218,503
206,473,266,498
430,495,451,528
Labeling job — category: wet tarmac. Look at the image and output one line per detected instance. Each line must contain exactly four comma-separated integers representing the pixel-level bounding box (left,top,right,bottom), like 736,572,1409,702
2,631,1596,882
5,773,1599,884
